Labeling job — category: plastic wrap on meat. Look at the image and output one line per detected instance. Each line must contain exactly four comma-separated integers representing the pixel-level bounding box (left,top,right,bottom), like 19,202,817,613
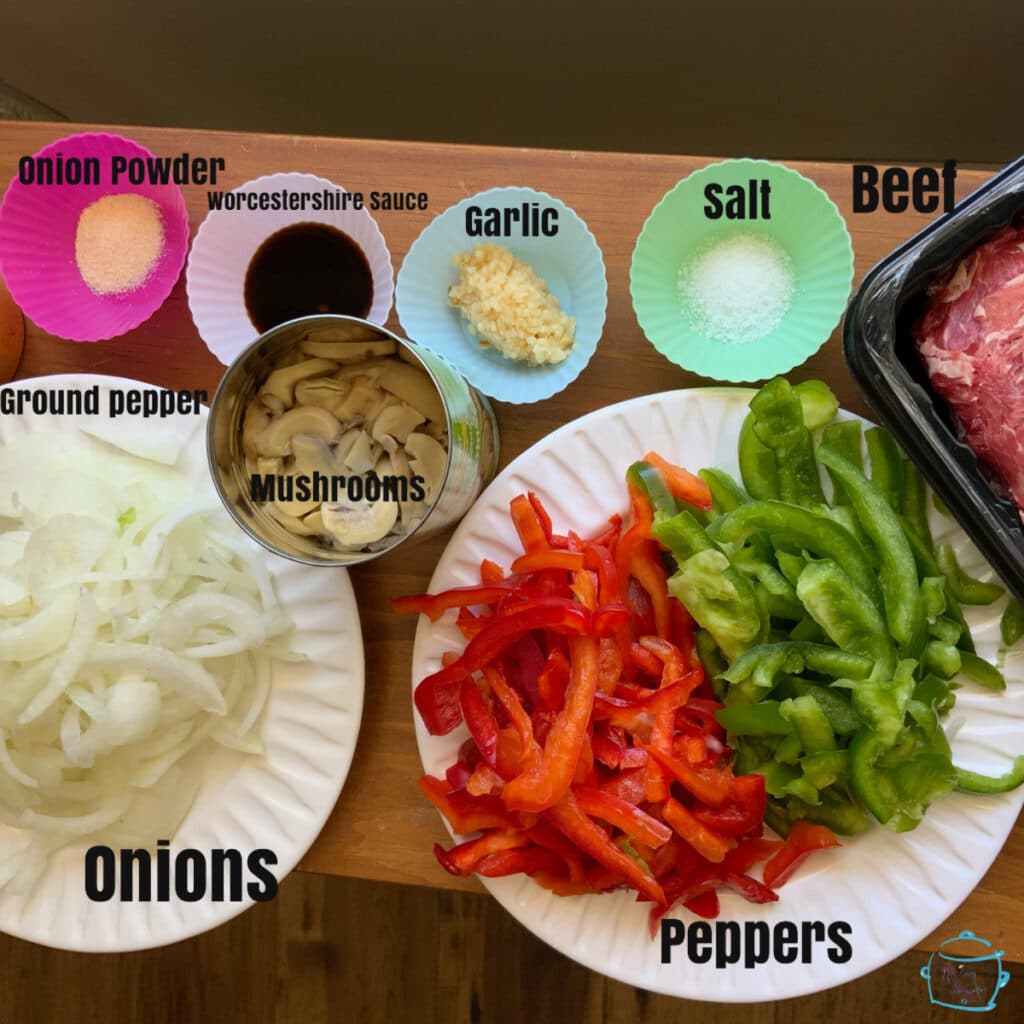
914,226,1024,512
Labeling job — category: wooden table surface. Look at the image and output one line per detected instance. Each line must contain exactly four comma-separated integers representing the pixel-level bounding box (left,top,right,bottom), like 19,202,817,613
0,121,1021,960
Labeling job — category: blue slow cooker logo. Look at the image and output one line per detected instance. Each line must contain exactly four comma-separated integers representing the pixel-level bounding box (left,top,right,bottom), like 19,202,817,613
921,930,1011,1012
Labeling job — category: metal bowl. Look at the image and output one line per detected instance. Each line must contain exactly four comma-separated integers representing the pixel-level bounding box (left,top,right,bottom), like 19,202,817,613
207,314,499,566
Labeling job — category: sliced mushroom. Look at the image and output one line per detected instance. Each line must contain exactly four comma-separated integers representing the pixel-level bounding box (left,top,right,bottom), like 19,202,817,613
301,338,397,360
332,358,396,385
321,492,398,549
261,358,338,408
294,377,350,412
343,430,377,474
256,456,283,476
273,436,340,518
377,361,446,423
370,402,425,446
404,432,448,502
266,504,316,536
256,406,342,457
242,401,274,457
334,379,387,421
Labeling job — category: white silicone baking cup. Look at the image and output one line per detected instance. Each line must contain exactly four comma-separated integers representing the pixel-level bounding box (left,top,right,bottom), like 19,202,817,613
186,172,394,365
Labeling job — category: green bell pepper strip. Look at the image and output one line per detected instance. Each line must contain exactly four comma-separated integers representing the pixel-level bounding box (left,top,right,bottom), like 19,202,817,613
818,421,863,506
699,468,750,515
786,789,871,835
716,500,882,611
954,755,1024,794
800,749,847,789
788,616,827,643
738,412,780,501
912,673,957,716
738,380,838,502
864,427,904,511
715,701,792,736
723,641,873,690
795,560,894,672
759,760,818,803
901,522,974,653
625,461,677,518
928,615,962,646
793,379,841,429
900,461,932,546
957,651,1006,691
750,378,828,508
935,543,1005,606
776,551,806,588
922,639,962,680
1002,599,1024,648
848,723,956,831
782,677,862,736
780,695,837,753
816,445,920,649
694,629,728,686
774,731,804,765
653,508,768,661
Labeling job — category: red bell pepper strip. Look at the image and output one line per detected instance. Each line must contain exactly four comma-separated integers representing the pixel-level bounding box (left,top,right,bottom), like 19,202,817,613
640,639,699,803
527,491,554,542
434,830,530,876
475,846,568,878
419,776,519,835
480,558,505,584
591,513,623,550
484,665,537,765
720,837,784,876
616,483,655,604
445,761,473,791
545,791,665,904
455,606,486,640
599,766,647,805
631,545,671,639
573,786,672,847
391,582,517,621
511,550,586,574
591,605,631,637
691,772,766,838
597,637,624,695
494,727,524,781
525,822,587,883
721,872,779,904
641,451,714,509
663,798,735,863
415,598,591,735
629,642,664,678
510,494,550,553
762,821,841,888
683,888,721,919
646,745,732,807
466,762,503,796
459,678,499,768
503,634,600,813
627,578,656,639
536,647,570,711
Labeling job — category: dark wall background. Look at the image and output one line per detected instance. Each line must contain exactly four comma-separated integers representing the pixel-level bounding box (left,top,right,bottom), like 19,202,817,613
0,0,1019,163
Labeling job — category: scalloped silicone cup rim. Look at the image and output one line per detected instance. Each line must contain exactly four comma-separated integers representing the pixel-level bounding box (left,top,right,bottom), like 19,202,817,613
185,171,395,363
395,185,607,404
0,131,190,342
629,158,854,382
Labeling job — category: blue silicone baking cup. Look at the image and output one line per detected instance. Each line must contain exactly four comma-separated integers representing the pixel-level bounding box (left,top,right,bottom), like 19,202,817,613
395,186,607,404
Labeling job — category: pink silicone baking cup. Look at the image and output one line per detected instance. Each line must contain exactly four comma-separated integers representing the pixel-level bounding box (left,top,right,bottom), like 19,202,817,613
0,132,190,341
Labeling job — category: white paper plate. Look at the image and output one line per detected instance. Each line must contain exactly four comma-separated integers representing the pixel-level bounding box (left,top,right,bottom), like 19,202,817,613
186,171,394,365
0,375,364,951
412,388,1024,1002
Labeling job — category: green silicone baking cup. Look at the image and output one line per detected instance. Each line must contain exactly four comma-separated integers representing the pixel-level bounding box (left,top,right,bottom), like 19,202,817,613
629,159,854,382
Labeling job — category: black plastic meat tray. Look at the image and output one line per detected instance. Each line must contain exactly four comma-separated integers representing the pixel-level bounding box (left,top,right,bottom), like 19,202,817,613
843,156,1024,604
